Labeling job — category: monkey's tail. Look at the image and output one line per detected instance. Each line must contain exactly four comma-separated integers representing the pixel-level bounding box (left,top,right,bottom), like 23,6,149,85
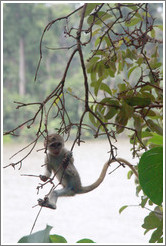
77,160,111,194
77,158,138,194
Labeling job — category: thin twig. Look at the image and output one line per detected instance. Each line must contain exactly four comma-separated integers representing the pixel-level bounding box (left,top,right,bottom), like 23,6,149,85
30,206,43,235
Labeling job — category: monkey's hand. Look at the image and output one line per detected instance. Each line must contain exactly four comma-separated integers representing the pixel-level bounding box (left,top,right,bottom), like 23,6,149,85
62,151,73,169
39,175,48,182
38,197,56,209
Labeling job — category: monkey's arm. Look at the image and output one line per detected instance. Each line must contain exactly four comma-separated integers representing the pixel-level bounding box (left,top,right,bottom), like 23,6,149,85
40,156,52,182
38,153,77,209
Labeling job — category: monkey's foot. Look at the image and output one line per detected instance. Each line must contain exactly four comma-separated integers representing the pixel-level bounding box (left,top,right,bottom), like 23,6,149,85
38,197,56,209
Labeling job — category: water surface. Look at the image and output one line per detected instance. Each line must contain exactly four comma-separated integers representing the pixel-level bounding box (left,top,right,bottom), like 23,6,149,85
3,138,150,244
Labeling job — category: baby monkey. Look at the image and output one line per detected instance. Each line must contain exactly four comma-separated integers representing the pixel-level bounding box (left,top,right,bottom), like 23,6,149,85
38,134,137,209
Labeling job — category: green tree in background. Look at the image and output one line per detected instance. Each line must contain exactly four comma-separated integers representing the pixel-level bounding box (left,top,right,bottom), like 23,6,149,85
3,3,82,136
4,3,163,243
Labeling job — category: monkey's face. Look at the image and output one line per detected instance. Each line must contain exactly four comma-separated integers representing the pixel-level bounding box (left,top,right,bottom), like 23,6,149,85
44,134,64,156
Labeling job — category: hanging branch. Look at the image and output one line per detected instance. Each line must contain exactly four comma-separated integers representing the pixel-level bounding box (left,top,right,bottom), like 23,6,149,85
4,2,163,169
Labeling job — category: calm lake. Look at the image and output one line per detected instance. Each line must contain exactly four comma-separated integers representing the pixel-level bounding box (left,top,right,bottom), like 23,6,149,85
2,138,150,244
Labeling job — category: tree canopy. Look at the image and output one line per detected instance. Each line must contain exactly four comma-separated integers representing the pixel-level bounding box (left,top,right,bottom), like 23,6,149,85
3,3,163,243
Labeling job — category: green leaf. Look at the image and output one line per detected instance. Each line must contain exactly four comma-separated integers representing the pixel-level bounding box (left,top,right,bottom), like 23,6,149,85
156,24,163,31
118,61,123,73
92,28,101,37
157,237,163,243
127,170,133,179
141,11,151,18
67,87,72,93
138,147,163,205
18,225,52,243
150,29,155,38
147,133,163,146
95,36,101,47
125,48,137,60
107,67,115,77
126,4,138,11
140,196,148,208
87,11,112,25
118,83,126,92
115,101,133,133
98,98,119,120
136,185,142,196
141,131,153,138
128,65,138,78
149,223,163,243
54,93,63,106
96,11,112,23
104,108,117,120
149,58,162,70
118,39,123,47
125,18,142,27
141,91,155,101
97,61,105,77
77,238,95,243
137,56,144,66
142,212,161,230
99,98,120,108
104,36,112,47
89,110,99,127
91,70,97,82
133,114,142,138
86,57,100,73
50,234,67,243
140,85,152,92
147,119,163,135
119,205,128,214
100,83,112,95
115,108,128,133
124,97,151,107
91,77,103,96
87,15,95,25
85,3,101,17
148,199,153,206
139,109,156,117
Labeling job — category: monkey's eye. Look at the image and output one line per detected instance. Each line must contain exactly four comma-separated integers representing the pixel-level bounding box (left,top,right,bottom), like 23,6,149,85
50,143,56,148
50,142,62,148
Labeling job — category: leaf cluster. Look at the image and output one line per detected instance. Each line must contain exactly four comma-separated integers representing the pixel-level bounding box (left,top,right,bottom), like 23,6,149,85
18,225,95,243
124,138,163,243
85,3,163,157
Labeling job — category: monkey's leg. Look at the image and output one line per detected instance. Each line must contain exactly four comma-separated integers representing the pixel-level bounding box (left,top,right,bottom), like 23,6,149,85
55,187,75,197
38,191,58,209
38,187,75,209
